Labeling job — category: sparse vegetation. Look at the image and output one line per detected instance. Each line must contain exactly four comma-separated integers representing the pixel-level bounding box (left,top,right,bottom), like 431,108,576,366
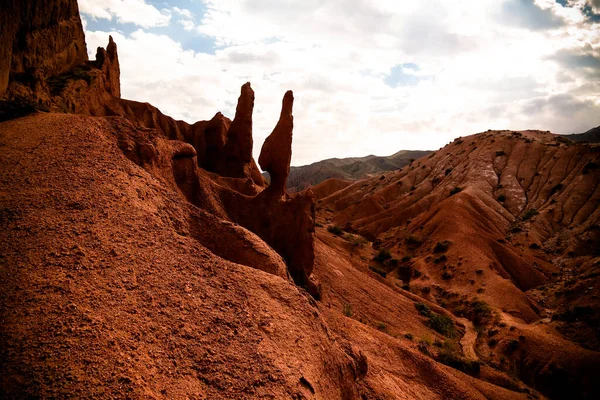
327,225,344,235
433,255,447,264
433,240,451,253
550,183,563,195
377,322,387,331
374,248,392,263
438,339,481,375
583,161,598,174
495,150,506,157
449,186,462,196
405,235,423,247
522,208,539,221
344,233,368,247
343,303,353,317
497,194,506,202
414,302,457,338
445,168,453,176
404,333,414,340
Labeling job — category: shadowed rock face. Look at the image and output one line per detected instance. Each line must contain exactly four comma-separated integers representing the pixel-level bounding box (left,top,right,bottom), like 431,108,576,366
216,82,255,179
0,0,87,96
259,90,294,197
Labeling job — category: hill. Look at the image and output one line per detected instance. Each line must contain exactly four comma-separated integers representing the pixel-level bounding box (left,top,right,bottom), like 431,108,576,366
265,150,432,192
561,125,600,143
314,130,600,399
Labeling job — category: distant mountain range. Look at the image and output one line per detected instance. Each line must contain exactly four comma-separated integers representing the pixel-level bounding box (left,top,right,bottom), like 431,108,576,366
265,150,433,192
562,125,600,143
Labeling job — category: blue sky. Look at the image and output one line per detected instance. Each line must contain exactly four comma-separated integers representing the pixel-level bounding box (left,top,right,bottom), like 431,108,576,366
79,0,600,166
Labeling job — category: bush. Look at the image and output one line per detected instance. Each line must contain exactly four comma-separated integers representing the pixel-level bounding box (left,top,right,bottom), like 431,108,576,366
374,248,392,263
471,300,492,325
404,333,414,340
343,303,353,317
497,194,506,202
415,302,457,338
445,168,453,176
449,186,462,196
433,255,447,264
495,150,506,156
415,302,432,317
433,240,451,253
550,183,563,195
522,208,539,221
428,313,457,338
377,322,387,331
405,235,423,247
344,233,368,246
327,225,343,235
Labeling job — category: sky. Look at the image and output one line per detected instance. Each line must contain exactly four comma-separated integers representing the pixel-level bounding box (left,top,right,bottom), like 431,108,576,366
79,0,600,166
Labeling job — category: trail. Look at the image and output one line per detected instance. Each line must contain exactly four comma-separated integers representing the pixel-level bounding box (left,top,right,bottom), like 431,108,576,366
457,317,479,361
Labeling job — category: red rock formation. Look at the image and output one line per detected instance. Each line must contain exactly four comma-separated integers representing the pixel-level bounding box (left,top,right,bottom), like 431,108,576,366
93,36,120,98
215,82,255,179
259,90,294,197
0,0,87,97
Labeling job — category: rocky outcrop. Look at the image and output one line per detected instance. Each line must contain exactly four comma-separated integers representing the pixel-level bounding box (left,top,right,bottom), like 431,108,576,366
215,83,256,179
0,0,87,97
93,36,120,98
259,91,294,197
0,2,315,297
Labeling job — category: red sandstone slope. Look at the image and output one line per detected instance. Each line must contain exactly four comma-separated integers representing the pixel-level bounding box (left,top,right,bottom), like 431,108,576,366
313,131,600,399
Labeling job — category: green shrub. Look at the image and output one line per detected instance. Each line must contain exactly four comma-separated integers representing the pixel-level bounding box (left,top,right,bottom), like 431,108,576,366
374,248,392,262
327,225,343,235
433,240,451,253
405,235,423,247
377,322,387,331
344,233,368,246
415,302,432,317
343,303,353,317
428,313,457,338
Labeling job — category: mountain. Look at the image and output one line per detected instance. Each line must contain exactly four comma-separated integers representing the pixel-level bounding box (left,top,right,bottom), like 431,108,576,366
561,125,600,143
313,130,600,399
1,1,599,399
267,150,432,192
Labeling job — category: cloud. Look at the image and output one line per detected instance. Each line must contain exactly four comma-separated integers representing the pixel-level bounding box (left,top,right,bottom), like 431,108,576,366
498,0,566,30
84,0,600,166
78,0,171,28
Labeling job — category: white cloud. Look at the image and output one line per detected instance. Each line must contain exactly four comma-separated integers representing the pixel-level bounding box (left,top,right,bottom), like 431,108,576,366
78,0,171,28
85,0,600,166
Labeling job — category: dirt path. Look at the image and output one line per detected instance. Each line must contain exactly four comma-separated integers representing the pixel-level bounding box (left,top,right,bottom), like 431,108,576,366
457,317,479,361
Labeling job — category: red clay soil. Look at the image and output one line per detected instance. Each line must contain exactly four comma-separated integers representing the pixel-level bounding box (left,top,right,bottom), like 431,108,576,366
0,113,362,398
